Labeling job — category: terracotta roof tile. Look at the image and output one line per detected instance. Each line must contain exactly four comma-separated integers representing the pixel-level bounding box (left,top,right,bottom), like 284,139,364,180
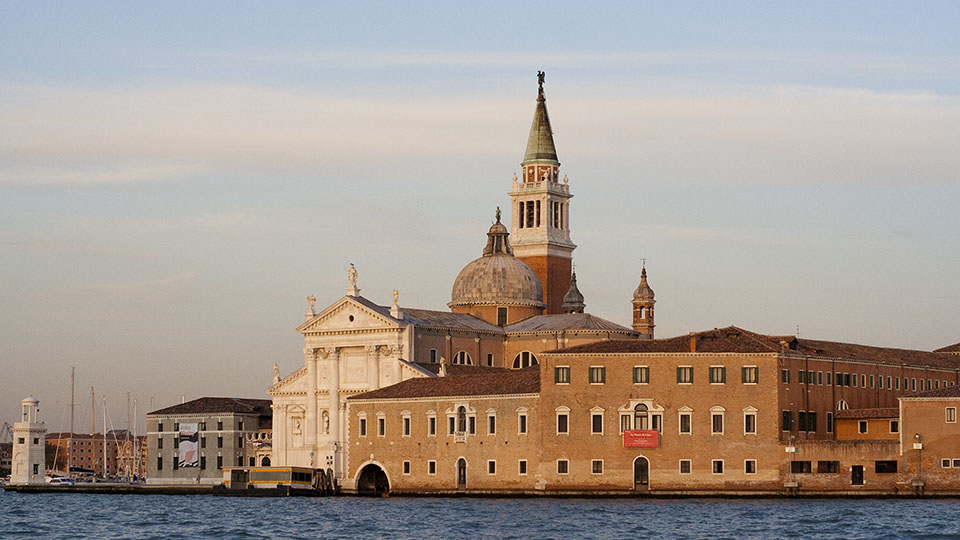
935,342,960,353
505,313,637,334
900,386,960,399
835,408,899,419
551,326,960,370
348,368,540,401
147,397,273,416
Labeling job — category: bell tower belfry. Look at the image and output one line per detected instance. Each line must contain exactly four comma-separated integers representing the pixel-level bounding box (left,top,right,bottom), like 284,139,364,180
509,71,576,314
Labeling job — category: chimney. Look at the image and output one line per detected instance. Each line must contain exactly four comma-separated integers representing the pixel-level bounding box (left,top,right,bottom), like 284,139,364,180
689,332,697,353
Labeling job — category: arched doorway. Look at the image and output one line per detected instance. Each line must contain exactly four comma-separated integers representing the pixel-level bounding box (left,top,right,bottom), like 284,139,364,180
457,458,467,491
633,456,649,491
357,463,390,496
260,457,271,466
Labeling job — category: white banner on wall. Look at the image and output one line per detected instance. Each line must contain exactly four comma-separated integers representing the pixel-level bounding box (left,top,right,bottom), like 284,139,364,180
178,423,199,468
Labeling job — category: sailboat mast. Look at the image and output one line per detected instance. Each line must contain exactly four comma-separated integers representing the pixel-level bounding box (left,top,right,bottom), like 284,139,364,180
91,387,95,435
68,366,75,476
102,396,107,478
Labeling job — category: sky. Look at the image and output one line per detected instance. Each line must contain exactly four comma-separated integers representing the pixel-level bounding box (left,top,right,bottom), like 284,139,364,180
1,1,959,432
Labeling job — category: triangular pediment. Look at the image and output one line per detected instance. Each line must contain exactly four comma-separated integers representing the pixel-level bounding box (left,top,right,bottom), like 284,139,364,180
267,365,307,395
297,295,403,335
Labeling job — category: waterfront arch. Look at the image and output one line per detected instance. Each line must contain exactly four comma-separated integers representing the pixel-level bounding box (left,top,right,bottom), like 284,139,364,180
633,456,650,491
355,461,391,496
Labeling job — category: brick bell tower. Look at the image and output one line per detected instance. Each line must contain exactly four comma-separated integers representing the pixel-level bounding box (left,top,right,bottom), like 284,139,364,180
509,71,576,314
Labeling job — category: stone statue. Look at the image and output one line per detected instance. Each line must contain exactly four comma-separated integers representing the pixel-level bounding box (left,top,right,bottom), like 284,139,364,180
345,263,358,288
273,363,280,383
306,295,317,314
495,206,501,223
392,289,400,306
322,411,330,435
537,70,545,87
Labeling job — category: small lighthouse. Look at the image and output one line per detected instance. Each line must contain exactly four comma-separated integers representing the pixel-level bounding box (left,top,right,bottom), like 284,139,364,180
11,396,47,485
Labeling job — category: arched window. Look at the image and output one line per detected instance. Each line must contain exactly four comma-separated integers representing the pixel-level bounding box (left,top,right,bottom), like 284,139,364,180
836,400,849,411
513,351,538,369
634,404,649,430
457,406,467,432
454,351,472,365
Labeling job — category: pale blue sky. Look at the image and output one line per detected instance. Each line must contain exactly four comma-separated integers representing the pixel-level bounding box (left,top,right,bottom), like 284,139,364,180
1,2,958,431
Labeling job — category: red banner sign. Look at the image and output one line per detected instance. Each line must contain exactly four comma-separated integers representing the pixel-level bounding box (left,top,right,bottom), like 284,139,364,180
623,430,659,448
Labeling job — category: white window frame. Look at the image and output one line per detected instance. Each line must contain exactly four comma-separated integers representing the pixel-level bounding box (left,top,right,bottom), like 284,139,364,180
518,459,528,476
555,365,571,385
679,459,692,474
590,406,604,436
427,460,437,475
712,460,724,474
591,459,604,475
376,413,386,437
633,365,650,385
401,411,411,438
744,459,757,475
557,459,569,475
743,406,758,435
678,365,693,385
947,407,957,423
426,411,437,437
589,365,605,385
678,406,693,435
709,365,726,385
556,406,570,435
710,406,725,436
454,350,472,365
487,460,496,475
742,365,758,385
487,409,497,435
517,407,528,435
358,412,367,438
402,460,411,475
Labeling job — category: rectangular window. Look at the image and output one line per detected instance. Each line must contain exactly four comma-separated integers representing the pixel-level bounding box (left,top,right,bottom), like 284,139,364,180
359,418,367,436
200,437,206,449
488,414,496,435
589,366,606,384
592,413,603,435
942,459,951,469
488,460,496,475
216,456,222,469
157,456,163,471
912,378,916,391
217,436,223,448
620,415,631,433
378,417,385,436
887,376,892,389
592,460,603,474
712,460,724,474
200,456,206,470
428,461,436,475
807,370,815,384
782,369,790,383
557,413,569,434
469,416,476,435
818,371,823,385
679,413,691,434
852,374,858,387
497,307,507,326
557,460,569,475
807,412,817,433
896,377,900,390
742,366,758,384
827,412,834,433
238,420,243,431
174,422,179,431
403,461,411,475
651,414,663,433
782,410,794,431
633,366,650,384
428,416,436,436
217,421,223,430
158,422,164,432
790,461,812,474
677,366,693,384
555,366,570,384
858,420,868,434
890,420,899,433
679,460,692,474
954,459,960,468
818,460,840,474
745,460,757,474
449,417,456,435
403,417,411,436
799,411,806,432
249,457,255,467
826,372,832,386
519,460,527,475
519,414,528,434
711,413,724,434
861,374,866,388
744,412,757,434
486,353,493,367
870,375,874,388
947,408,957,423
157,437,163,449
798,369,805,384
710,366,726,384
429,349,437,363
875,461,898,474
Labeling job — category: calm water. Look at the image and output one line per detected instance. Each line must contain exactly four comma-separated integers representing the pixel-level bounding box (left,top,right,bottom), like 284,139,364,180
2,491,959,539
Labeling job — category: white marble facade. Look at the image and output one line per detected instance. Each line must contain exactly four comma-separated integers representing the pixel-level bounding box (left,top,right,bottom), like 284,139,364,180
267,291,428,480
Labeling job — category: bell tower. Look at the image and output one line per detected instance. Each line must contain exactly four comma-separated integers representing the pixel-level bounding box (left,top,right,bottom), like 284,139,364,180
632,264,655,339
509,71,576,314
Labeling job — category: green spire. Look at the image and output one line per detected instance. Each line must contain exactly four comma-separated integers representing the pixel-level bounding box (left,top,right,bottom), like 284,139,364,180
522,71,559,166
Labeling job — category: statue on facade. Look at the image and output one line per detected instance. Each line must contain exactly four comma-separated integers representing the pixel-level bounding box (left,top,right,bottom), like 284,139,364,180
322,411,330,435
346,263,358,288
273,363,280,383
307,295,317,314
393,289,400,306
537,70,545,87
495,206,501,223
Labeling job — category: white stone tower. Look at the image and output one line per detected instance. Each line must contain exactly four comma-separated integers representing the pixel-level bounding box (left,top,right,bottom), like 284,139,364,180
11,396,46,485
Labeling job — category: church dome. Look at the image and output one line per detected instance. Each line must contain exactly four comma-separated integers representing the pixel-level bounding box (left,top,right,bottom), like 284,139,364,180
449,210,544,309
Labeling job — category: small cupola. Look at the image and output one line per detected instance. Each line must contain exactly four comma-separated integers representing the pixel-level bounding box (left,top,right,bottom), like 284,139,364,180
561,270,585,314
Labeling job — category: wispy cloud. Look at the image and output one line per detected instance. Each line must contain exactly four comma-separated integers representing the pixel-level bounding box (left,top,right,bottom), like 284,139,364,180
1,81,958,187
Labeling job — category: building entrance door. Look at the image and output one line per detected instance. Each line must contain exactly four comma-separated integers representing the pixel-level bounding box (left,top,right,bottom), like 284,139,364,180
634,457,649,491
851,465,864,486
457,458,467,491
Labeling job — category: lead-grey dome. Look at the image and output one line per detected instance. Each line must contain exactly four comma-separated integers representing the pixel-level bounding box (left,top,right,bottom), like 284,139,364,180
449,211,544,309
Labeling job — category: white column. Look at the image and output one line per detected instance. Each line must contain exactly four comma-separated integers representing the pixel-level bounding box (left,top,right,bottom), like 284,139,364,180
326,348,340,475
304,348,318,453
272,404,285,466
366,345,380,389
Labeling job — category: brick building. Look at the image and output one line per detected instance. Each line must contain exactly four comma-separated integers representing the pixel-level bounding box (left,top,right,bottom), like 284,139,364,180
345,326,960,495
